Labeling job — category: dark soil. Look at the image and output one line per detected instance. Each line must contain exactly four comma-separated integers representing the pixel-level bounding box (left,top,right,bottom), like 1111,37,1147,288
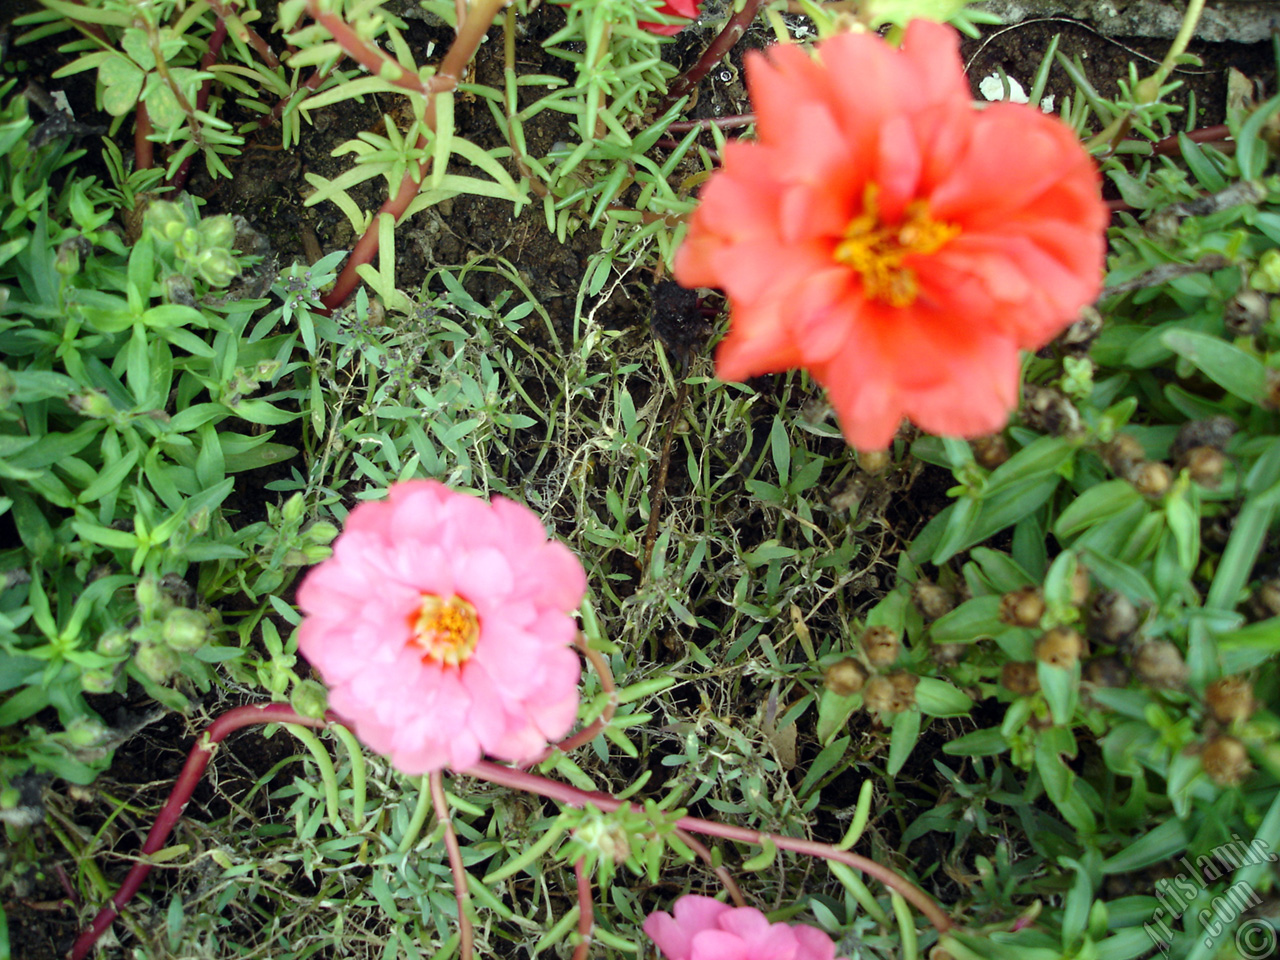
2,4,1278,959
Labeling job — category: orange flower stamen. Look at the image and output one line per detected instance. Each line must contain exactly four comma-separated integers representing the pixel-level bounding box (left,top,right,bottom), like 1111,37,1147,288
833,185,960,308
408,594,480,667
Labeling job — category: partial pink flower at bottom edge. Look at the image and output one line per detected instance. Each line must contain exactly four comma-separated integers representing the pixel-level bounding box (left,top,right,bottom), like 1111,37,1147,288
297,480,588,775
644,896,849,960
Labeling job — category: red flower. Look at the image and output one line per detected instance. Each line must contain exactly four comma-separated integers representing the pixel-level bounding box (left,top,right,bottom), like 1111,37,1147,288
550,0,700,35
675,21,1107,450
642,0,700,35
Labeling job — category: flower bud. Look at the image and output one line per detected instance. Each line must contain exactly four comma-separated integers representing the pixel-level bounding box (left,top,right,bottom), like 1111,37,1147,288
861,625,901,668
824,658,867,696
886,672,918,711
1179,446,1225,488
1083,656,1129,688
862,675,896,714
81,667,119,694
63,715,110,748
912,580,954,621
305,521,339,545
282,492,306,526
290,679,329,720
573,816,631,865
1035,627,1087,668
1225,287,1268,338
1059,355,1093,399
999,587,1045,628
135,642,182,683
866,673,918,713
1172,416,1238,458
165,273,196,307
1250,248,1280,293
858,449,891,475
145,200,187,241
199,214,236,251
162,607,209,652
68,389,116,419
931,642,966,667
1089,590,1141,645
1055,306,1103,355
197,250,240,287
97,628,132,657
1254,578,1280,618
1132,640,1188,689
55,238,82,277
1069,565,1091,606
1265,369,1280,412
1103,434,1145,480
1001,661,1040,696
971,432,1010,470
188,507,210,536
299,543,334,563
135,574,163,614
1021,384,1082,436
178,225,201,255
1201,735,1252,787
1131,461,1172,499
1205,676,1257,726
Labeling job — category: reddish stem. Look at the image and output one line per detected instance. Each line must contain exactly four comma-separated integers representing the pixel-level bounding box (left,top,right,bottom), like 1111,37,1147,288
134,102,154,172
666,114,756,133
465,760,955,935
74,700,955,958
1150,123,1231,156
307,6,431,96
572,858,594,960
207,0,280,70
674,828,747,907
167,17,229,194
69,705,335,960
312,0,509,311
661,0,768,112
432,770,475,960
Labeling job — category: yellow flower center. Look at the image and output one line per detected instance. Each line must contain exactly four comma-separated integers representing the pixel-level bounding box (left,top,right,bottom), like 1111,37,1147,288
408,594,480,667
832,184,960,308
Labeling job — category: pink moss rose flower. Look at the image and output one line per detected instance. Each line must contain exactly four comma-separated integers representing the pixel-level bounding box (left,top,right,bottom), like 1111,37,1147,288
644,896,849,960
297,481,587,774
675,20,1107,450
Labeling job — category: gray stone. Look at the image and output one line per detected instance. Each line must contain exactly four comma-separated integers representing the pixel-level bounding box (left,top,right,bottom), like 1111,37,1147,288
977,0,1280,43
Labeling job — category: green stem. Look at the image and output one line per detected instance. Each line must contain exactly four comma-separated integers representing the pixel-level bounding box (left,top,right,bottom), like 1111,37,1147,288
1150,0,1206,91
283,724,348,835
331,722,368,831
397,774,434,855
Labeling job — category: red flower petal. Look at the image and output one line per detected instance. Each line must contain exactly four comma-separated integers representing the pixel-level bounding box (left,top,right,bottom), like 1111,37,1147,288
675,20,1106,450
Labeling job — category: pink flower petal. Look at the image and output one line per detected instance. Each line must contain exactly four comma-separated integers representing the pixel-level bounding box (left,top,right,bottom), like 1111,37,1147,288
296,483,587,776
645,898,843,960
